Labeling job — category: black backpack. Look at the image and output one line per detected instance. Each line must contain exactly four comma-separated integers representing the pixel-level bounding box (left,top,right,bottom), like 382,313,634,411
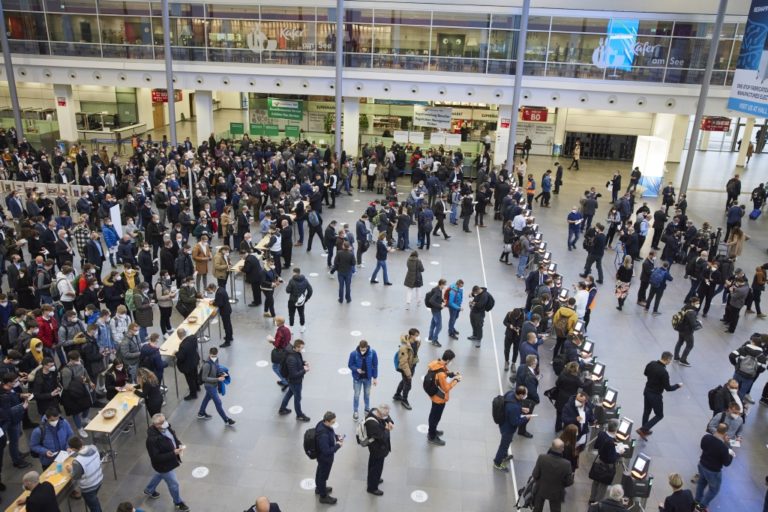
424,288,436,308
303,428,318,459
423,367,446,397
707,384,726,412
484,292,495,312
492,392,513,425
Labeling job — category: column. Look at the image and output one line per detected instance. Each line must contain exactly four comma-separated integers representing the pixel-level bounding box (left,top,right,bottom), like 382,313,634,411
136,87,155,131
736,117,755,167
651,113,690,163
554,107,568,147
493,105,513,167
194,90,214,146
240,93,250,128
52,84,78,143
342,97,359,158
698,130,710,151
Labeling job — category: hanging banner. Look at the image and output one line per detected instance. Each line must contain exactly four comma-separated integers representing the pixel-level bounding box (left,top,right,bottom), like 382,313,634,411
285,125,301,138
230,122,244,135
413,106,452,130
728,0,768,116
267,98,304,121
701,116,732,132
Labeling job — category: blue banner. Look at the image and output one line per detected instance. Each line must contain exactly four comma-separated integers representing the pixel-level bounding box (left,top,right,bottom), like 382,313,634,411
728,0,768,116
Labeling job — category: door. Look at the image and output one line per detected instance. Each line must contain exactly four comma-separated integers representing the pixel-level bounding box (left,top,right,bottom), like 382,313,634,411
189,93,196,118
153,103,165,129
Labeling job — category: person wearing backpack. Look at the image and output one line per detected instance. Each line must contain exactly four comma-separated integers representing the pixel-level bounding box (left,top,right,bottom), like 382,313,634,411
579,223,607,284
425,349,462,446
644,262,673,315
364,405,393,496
426,280,447,348
29,407,74,470
551,298,577,361
314,411,343,505
468,286,493,348
197,347,235,427
672,297,700,368
723,275,750,334
492,385,530,472
285,267,313,333
393,328,421,411
729,337,767,402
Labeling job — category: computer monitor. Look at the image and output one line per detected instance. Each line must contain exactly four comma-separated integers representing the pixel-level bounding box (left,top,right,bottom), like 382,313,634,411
602,387,618,409
558,289,569,301
548,263,557,274
543,251,551,261
616,417,633,442
631,453,651,480
591,362,605,380
573,320,584,334
581,340,594,354
533,231,542,240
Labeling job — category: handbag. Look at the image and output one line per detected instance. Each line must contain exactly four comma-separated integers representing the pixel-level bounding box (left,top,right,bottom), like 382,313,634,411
589,459,615,485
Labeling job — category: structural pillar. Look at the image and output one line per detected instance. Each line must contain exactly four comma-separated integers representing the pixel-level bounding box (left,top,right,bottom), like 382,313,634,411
0,1,23,140
161,0,177,147
333,0,344,161
679,0,728,195
493,105,513,166
505,0,531,170
194,91,214,147
342,97,359,158
52,84,78,143
651,113,689,163
240,93,250,128
737,117,755,167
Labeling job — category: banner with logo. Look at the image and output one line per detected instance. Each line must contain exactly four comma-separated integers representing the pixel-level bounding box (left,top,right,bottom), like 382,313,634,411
413,106,452,130
267,98,304,121
728,0,768,116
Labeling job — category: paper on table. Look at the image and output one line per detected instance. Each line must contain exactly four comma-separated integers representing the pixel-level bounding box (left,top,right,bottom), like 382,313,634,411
53,451,69,464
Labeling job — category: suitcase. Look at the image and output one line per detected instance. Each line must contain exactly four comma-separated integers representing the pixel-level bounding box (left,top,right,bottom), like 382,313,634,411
750,208,762,220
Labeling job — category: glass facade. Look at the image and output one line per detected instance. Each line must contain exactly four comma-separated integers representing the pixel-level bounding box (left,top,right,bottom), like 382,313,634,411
2,3,745,86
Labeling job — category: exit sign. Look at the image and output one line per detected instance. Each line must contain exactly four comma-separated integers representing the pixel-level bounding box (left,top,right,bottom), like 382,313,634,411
521,107,548,122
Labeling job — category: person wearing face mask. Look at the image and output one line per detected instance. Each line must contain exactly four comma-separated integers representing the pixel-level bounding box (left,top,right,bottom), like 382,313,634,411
29,407,74,470
213,246,231,288
177,277,200,318
137,243,156,287
65,436,104,511
175,328,201,401
191,235,212,290
102,271,125,316
133,283,154,344
155,272,177,335
197,347,236,426
0,371,32,471
636,250,657,306
143,413,190,511
118,323,142,382
35,305,60,361
109,306,130,351
104,358,131,401
174,244,195,289
60,351,95,439
31,357,61,417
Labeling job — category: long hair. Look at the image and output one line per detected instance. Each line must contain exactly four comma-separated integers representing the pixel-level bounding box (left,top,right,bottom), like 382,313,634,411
560,424,579,457
623,255,633,269
137,367,159,387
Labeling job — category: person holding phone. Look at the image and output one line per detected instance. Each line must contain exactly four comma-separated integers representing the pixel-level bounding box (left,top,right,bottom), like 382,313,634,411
144,413,190,511
493,385,531,472
314,411,343,505
197,347,236,427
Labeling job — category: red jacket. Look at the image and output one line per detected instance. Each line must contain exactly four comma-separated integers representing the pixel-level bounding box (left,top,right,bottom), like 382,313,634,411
36,315,59,348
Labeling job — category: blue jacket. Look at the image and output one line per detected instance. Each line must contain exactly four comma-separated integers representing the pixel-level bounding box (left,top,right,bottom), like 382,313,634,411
103,225,119,249
542,175,552,192
96,322,116,351
347,347,378,381
519,338,543,363
448,284,463,311
499,391,527,434
30,417,75,467
726,205,743,225
315,421,340,463
139,344,167,383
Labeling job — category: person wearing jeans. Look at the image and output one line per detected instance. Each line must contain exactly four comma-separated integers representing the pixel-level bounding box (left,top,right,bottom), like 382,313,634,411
426,350,461,446
446,280,464,340
370,234,392,285
517,234,531,279
144,413,190,511
279,339,310,422
493,386,528,471
333,241,356,304
636,352,681,440
197,348,235,426
267,317,291,389
427,280,447,347
393,329,420,410
347,340,378,420
67,436,103,512
695,425,734,509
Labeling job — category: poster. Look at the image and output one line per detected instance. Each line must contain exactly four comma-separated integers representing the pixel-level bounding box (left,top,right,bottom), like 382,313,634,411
267,98,304,121
408,131,424,144
413,106,452,130
394,130,409,143
444,133,462,147
429,132,446,145
728,0,768,116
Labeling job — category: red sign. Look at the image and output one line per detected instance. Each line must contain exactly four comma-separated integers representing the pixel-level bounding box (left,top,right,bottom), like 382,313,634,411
500,118,510,128
521,107,548,122
701,116,731,132
151,89,183,103
56,97,66,107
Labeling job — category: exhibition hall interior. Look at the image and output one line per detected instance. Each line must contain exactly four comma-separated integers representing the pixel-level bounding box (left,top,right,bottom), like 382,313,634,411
0,0,766,511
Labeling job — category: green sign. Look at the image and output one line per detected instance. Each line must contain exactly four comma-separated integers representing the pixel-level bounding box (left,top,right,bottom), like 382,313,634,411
265,124,280,137
285,125,300,138
229,122,244,135
267,98,304,121
249,123,265,136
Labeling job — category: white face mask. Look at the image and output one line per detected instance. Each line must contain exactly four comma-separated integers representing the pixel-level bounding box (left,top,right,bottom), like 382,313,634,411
48,419,59,427
115,366,123,372
210,357,217,362
160,421,169,430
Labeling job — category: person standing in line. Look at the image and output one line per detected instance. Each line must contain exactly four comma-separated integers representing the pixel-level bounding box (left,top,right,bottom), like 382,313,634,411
278,339,311,422
566,206,583,251
16,471,59,511
695,423,734,510
427,279,447,347
745,265,766,318
468,285,492,347
66,436,104,512
314,411,343,505
551,298,577,359
207,283,233,348
446,279,464,340
531,438,574,512
191,234,212,290
636,351,682,440
332,241,356,304
729,337,767,402
175,328,200,401
143,413,190,511
266,317,291,391
517,232,532,279
425,349,462,446
460,192,473,233
364,405,394,496
403,251,424,310
393,328,421,411
347,340,378,420
673,297,700,367
588,485,629,512
722,275,750,334
587,419,626,504
286,267,313,333
580,223,607,284
637,251,656,306
197,347,235,427
241,244,264,308
492,385,531,472
658,473,695,512
370,233,393,286
645,262,673,315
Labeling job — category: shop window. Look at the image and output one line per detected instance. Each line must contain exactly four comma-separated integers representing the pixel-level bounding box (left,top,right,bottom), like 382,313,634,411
524,31,549,61
46,13,99,43
491,14,520,30
550,17,608,34
545,33,603,64
432,28,487,59
260,7,315,21
672,22,714,38
205,4,260,20
373,10,432,26
345,23,372,53
637,20,674,36
347,9,374,24
374,24,430,56
430,12,490,29
44,0,96,14
4,0,43,11
151,3,205,18
489,30,517,60
5,11,47,40
100,16,153,45
98,1,151,16
668,37,732,70
161,18,206,47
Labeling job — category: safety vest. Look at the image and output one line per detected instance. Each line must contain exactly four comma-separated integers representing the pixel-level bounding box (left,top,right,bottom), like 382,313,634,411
75,447,104,491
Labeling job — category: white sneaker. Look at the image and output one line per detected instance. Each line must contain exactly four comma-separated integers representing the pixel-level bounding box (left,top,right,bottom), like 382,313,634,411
300,325,306,333
78,428,88,439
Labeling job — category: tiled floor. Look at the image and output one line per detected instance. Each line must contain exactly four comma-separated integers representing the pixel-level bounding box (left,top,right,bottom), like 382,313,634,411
7,130,768,511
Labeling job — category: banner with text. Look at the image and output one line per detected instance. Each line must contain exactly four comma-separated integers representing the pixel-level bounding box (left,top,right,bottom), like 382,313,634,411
413,106,452,130
267,98,304,121
728,0,768,116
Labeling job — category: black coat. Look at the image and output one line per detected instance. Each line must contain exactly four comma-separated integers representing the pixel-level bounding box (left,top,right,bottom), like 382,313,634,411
214,286,232,316
176,335,200,374
85,239,105,266
532,450,574,501
146,424,182,473
25,481,60,512
242,254,264,285
366,412,392,459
